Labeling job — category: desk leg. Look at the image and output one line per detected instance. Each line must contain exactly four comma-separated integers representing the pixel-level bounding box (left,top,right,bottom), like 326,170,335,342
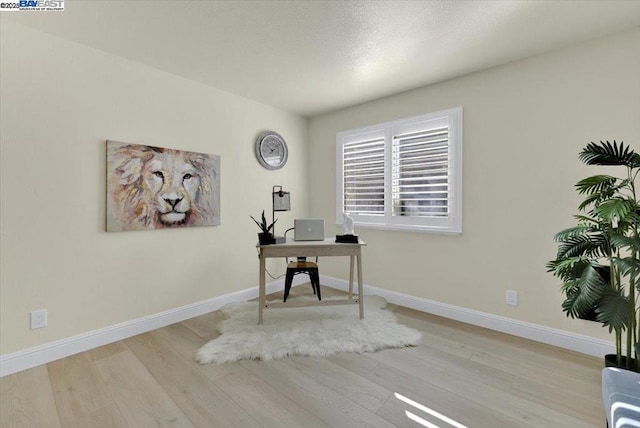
259,251,266,325
348,255,355,299
357,250,364,320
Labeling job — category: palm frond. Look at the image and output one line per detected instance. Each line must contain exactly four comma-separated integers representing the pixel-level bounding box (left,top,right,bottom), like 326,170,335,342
561,264,607,318
553,225,594,242
596,290,631,332
578,193,604,212
575,175,617,195
580,264,609,298
559,278,580,294
561,288,589,319
547,257,590,281
589,232,613,257
573,214,599,224
579,140,640,168
610,235,640,253
595,198,633,224
627,209,640,225
553,224,612,258
613,257,640,283
555,235,605,259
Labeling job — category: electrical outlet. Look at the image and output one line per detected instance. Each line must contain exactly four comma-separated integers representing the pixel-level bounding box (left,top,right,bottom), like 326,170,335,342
506,290,518,306
30,309,47,329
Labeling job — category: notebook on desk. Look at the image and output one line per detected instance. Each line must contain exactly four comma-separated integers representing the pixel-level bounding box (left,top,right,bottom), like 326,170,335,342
294,219,325,241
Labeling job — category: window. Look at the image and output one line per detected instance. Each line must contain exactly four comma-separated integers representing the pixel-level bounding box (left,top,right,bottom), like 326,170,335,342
336,107,462,234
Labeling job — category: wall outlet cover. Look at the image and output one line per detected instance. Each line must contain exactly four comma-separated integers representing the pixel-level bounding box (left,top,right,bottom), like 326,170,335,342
30,309,47,329
506,290,518,306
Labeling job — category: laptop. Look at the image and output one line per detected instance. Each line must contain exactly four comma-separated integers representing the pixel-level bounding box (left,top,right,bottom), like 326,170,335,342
294,219,325,241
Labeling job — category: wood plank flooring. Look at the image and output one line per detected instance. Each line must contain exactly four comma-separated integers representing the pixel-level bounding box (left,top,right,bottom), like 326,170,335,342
0,286,604,427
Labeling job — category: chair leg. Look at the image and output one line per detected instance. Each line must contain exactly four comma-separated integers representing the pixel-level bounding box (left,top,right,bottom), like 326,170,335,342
284,269,295,302
310,273,316,295
311,270,321,301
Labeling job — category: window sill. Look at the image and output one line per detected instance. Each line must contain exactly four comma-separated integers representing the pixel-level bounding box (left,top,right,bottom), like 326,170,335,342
339,222,462,236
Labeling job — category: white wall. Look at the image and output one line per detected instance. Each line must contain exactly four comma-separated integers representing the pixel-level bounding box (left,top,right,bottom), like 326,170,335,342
309,28,640,342
0,21,308,355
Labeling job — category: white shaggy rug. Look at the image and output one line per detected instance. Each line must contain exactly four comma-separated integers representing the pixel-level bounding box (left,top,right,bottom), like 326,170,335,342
195,295,422,364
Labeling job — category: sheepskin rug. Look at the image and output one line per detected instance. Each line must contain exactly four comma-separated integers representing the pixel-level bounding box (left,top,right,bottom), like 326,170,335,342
195,295,422,364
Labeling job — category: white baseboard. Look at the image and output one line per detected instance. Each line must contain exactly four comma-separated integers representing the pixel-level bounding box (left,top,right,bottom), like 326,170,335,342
320,275,615,358
1,273,613,377
0,276,307,378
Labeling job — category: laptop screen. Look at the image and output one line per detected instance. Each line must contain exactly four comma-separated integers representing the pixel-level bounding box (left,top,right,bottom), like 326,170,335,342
294,219,325,241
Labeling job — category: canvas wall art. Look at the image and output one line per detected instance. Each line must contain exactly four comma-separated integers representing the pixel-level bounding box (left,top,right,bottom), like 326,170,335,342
106,140,220,232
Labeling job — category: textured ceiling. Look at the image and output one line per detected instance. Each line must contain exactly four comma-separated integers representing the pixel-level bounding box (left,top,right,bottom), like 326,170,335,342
4,0,640,117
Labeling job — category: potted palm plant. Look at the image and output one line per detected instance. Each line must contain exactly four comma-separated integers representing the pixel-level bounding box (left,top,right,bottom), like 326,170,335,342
251,210,277,245
548,140,640,371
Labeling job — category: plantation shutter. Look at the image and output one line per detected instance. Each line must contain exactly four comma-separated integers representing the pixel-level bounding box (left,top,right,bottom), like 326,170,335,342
343,138,385,215
392,127,449,217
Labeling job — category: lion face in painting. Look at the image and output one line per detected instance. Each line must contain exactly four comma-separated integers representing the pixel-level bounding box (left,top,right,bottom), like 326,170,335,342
107,142,220,231
142,152,201,225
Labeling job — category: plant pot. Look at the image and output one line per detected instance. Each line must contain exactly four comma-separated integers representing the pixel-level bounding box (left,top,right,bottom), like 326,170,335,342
258,232,276,245
605,354,640,373
578,307,599,322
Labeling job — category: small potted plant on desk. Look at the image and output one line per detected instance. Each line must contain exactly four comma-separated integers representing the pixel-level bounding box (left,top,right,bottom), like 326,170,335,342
251,210,277,245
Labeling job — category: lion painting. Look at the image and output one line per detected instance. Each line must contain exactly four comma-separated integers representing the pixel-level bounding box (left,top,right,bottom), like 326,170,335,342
106,141,220,231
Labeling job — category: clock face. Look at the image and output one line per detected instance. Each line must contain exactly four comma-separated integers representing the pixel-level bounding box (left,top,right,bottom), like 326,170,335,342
256,131,288,170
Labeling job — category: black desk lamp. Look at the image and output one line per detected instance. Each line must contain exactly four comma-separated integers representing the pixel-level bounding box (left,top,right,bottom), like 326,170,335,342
272,185,290,244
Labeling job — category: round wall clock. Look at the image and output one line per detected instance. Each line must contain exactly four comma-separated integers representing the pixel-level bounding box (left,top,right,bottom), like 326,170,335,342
255,131,288,170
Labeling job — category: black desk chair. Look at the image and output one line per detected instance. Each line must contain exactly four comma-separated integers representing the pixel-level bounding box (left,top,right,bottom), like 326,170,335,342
283,257,321,302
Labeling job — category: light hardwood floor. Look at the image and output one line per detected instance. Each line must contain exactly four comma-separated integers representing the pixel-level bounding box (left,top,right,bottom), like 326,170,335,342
1,286,604,427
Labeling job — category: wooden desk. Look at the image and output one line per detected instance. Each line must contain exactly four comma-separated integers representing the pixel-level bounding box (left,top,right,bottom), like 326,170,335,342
257,238,366,324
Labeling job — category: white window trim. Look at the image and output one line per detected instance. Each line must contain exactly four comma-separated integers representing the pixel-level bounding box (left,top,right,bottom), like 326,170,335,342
336,107,463,235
